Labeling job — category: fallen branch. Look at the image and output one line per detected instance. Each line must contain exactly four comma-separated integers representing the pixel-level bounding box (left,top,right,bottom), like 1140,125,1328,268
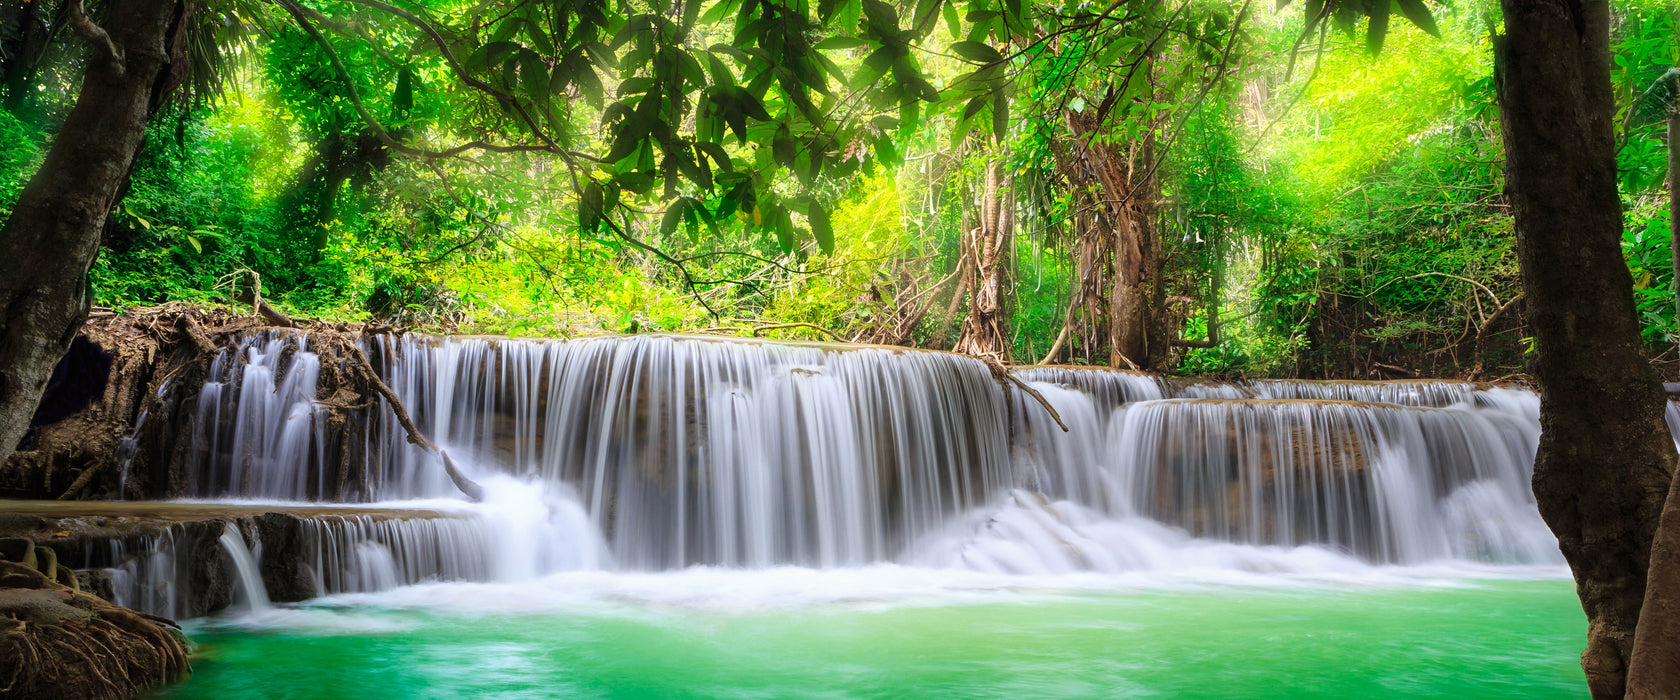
57,461,108,501
176,315,217,355
1373,362,1418,378
1470,292,1524,381
225,270,297,328
976,354,1068,432
341,340,484,501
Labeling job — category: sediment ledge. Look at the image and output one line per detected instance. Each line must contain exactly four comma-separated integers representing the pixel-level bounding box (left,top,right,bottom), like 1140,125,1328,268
0,500,475,619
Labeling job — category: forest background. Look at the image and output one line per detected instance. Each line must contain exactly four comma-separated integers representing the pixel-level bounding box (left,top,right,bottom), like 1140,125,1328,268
0,0,1674,379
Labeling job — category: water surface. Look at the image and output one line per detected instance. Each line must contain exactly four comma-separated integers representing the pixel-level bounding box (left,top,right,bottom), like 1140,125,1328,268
157,572,1585,699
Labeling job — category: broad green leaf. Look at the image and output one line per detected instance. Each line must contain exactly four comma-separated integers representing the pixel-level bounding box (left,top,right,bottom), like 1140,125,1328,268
1393,0,1439,36
808,203,834,253
951,41,1001,64
580,180,604,232
660,198,686,236
1366,0,1390,55
393,66,414,115
991,89,1008,142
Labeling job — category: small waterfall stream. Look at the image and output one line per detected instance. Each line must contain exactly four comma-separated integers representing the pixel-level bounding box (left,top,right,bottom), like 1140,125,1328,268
161,332,1569,589
218,524,270,612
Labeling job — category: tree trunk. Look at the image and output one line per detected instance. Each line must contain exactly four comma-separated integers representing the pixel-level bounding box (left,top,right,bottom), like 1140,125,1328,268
953,161,1014,358
1055,103,1165,370
1494,1,1677,696
1628,465,1680,696
1105,135,1162,370
1628,107,1680,700
0,0,189,468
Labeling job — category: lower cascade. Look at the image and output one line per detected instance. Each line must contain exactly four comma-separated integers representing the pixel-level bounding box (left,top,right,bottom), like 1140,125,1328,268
77,329,1565,609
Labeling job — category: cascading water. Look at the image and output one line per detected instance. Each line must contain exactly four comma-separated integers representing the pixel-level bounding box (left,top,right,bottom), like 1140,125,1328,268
176,331,1564,586
218,524,270,612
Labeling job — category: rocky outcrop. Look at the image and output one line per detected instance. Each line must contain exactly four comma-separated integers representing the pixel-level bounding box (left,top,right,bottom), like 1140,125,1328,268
0,537,189,700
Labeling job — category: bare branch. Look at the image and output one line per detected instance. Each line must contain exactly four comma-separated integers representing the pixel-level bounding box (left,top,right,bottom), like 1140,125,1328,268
67,0,122,74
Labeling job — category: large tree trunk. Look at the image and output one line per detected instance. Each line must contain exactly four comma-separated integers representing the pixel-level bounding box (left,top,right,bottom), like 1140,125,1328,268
1058,103,1164,370
1627,108,1680,699
1494,0,1677,696
0,0,189,468
1107,135,1161,370
1628,466,1680,695
953,161,1014,358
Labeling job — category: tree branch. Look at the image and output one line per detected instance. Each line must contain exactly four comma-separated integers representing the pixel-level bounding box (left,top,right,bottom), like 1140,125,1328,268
67,0,122,74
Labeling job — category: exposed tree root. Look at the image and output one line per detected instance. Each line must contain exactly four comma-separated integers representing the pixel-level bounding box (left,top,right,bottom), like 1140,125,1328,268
0,538,188,700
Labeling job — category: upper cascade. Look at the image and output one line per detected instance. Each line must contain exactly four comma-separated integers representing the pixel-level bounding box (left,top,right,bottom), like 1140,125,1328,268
178,331,1563,571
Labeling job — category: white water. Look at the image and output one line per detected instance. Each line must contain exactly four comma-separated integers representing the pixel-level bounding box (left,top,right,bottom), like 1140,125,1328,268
218,523,270,612
159,332,1573,608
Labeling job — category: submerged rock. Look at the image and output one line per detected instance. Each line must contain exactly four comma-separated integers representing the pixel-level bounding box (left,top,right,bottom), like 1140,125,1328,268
0,539,189,700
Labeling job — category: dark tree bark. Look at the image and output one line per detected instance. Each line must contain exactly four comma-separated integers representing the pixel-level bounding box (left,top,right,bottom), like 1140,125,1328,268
1629,86,1680,700
1494,0,1678,696
954,161,1014,358
1628,466,1680,695
0,0,190,468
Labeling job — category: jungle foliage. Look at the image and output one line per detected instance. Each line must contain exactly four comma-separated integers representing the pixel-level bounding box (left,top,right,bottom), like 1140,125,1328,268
0,0,1673,378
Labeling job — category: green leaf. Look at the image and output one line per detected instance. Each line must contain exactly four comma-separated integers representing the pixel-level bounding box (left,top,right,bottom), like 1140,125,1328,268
520,52,551,109
580,180,604,232
808,203,834,254
814,36,870,51
574,63,604,108
661,198,687,237
186,235,202,254
951,41,1001,64
705,53,737,88
772,125,797,168
773,206,795,253
393,66,414,115
1365,0,1390,55
911,0,942,33
991,89,1008,142
861,0,899,32
1393,0,1439,37
483,41,520,68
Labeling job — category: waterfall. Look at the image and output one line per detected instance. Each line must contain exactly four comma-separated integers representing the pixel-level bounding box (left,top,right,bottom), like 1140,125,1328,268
218,524,270,612
298,514,495,594
176,332,1563,574
189,332,330,500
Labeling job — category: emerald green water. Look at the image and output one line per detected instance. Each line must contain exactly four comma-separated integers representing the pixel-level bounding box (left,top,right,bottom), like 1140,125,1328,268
155,575,1585,699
